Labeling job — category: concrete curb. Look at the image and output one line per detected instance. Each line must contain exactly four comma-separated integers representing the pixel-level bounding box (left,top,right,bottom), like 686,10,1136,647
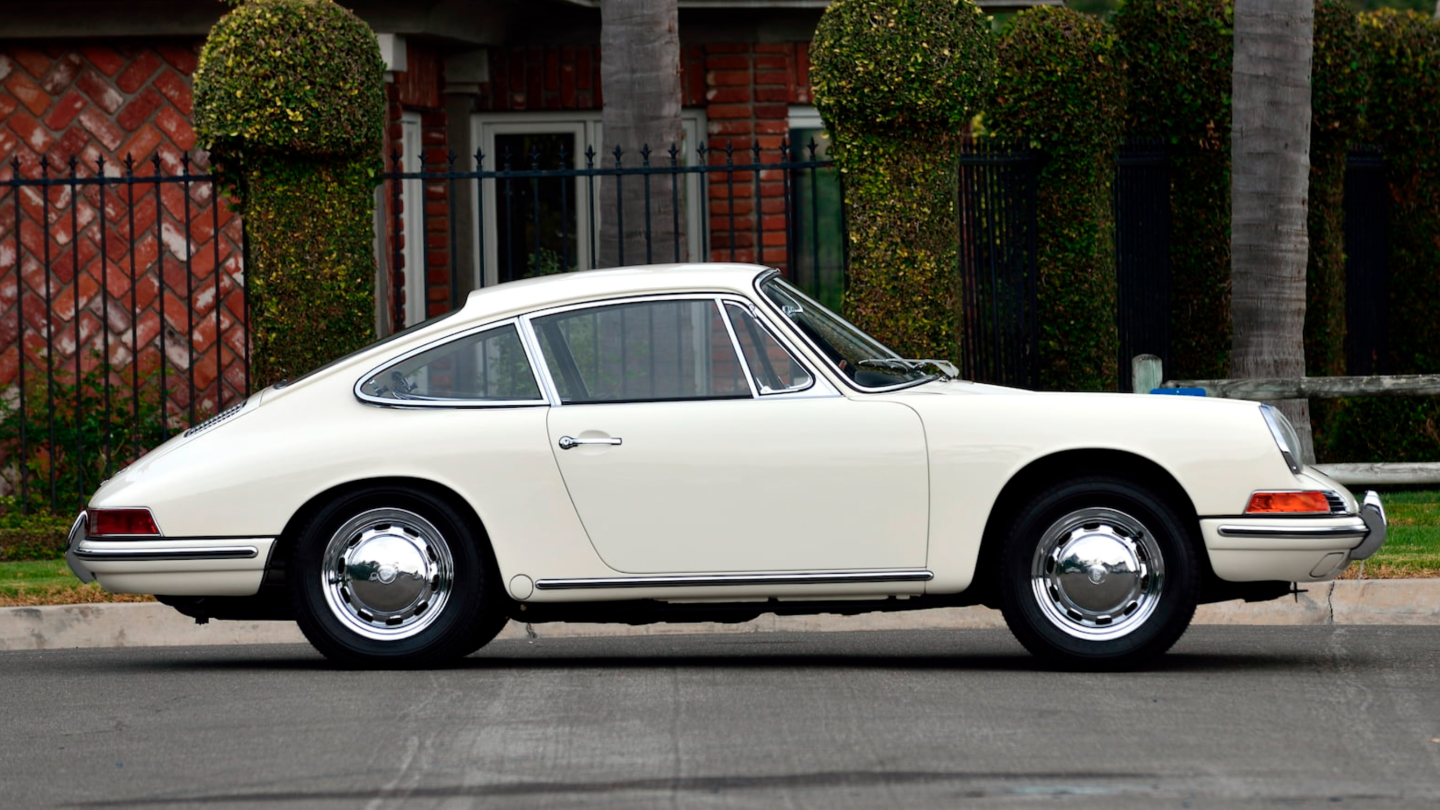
4,579,1439,651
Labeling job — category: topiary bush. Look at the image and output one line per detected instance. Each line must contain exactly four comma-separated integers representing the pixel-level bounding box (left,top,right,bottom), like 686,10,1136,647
810,0,994,362
1319,9,1440,464
988,6,1125,391
1114,0,1233,381
195,0,385,387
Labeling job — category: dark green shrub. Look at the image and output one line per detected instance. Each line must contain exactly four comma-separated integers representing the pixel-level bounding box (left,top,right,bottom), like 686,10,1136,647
811,0,993,361
989,7,1125,391
1114,0,1233,380
195,0,385,386
1319,10,1440,463
1305,0,1367,380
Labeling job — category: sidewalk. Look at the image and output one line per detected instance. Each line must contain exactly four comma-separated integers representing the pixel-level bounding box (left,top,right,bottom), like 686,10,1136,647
4,579,1439,651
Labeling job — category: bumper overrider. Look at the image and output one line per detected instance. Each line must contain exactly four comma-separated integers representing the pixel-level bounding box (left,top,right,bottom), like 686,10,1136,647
1203,491,1388,582
65,511,276,597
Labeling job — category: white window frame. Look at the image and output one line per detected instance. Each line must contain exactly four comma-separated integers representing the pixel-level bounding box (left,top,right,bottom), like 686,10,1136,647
471,110,708,288
400,112,425,327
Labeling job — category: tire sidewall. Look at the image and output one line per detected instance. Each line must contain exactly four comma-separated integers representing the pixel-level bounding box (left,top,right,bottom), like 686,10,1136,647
1000,476,1199,669
291,486,491,667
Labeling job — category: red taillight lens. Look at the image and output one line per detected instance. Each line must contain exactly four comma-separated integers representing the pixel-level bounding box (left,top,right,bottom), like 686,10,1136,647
1245,491,1331,514
88,508,160,536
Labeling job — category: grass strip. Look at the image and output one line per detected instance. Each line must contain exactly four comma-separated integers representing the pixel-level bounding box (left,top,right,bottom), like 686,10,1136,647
0,560,154,607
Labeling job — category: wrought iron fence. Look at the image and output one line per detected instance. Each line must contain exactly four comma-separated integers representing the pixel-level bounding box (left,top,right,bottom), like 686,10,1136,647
1344,146,1388,376
958,140,1043,389
1,135,1396,516
1115,139,1173,392
378,139,843,334
0,154,248,516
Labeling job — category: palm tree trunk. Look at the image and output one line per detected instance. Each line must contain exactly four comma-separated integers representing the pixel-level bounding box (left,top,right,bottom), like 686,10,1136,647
1231,0,1315,461
599,0,683,268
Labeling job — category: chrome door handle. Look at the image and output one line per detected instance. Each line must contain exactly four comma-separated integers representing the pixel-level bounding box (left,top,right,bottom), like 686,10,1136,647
558,435,623,450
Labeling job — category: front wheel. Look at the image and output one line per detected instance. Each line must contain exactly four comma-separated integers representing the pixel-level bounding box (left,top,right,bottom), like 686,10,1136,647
999,476,1199,670
290,486,506,668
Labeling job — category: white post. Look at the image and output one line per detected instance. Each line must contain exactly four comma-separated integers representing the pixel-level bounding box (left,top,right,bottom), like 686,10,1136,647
1132,354,1163,394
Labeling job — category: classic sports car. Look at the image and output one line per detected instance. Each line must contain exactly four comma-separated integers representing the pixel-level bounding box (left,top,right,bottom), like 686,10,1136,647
67,263,1386,669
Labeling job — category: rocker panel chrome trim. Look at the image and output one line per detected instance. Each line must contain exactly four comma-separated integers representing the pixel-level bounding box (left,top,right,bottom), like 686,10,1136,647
534,570,935,591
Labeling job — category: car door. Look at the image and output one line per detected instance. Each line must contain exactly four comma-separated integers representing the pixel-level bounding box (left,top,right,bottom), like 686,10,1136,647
530,296,929,575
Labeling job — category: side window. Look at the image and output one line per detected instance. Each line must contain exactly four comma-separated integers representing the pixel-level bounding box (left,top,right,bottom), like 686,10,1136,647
532,299,750,403
724,302,814,395
359,324,542,402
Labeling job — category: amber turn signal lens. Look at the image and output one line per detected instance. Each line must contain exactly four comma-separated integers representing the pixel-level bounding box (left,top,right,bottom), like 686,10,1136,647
88,508,160,536
1245,491,1331,514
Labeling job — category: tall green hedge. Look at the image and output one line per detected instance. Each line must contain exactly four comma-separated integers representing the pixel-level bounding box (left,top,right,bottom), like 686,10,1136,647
1319,9,1440,463
195,0,384,387
1114,0,1233,381
989,7,1124,391
1305,0,1368,380
810,0,993,362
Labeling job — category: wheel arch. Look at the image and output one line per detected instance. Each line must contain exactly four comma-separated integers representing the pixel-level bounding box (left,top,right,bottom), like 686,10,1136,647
971,449,1207,607
272,476,499,582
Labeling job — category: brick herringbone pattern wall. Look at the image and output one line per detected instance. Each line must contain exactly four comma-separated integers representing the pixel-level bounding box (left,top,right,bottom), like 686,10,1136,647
0,42,247,438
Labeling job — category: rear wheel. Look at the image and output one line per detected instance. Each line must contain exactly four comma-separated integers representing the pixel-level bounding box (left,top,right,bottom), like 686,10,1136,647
999,476,1199,670
290,486,506,668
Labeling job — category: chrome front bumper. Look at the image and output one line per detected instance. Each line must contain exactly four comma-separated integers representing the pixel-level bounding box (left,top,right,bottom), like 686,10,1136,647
1214,490,1386,562
1350,490,1388,561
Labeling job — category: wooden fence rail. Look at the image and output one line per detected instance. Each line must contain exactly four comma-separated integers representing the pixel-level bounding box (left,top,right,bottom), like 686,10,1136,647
1130,355,1440,486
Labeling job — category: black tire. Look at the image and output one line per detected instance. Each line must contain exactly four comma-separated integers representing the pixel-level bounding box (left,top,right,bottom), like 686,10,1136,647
290,485,506,668
998,475,1199,671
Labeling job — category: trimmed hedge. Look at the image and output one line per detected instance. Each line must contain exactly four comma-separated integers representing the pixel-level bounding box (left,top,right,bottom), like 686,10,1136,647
811,0,993,361
195,0,385,160
1305,0,1367,380
195,0,384,386
989,7,1124,391
1320,10,1440,464
1114,0,1233,381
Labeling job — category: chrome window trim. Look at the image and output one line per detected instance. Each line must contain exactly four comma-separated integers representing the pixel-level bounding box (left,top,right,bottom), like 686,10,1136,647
534,569,935,591
522,292,815,407
353,318,550,409
718,296,833,399
717,298,761,398
751,269,941,394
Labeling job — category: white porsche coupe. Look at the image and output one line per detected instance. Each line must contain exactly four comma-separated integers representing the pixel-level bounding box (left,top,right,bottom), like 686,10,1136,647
66,264,1386,669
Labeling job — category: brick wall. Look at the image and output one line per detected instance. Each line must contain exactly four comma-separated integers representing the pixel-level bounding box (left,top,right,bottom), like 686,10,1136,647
381,44,455,325
0,42,247,428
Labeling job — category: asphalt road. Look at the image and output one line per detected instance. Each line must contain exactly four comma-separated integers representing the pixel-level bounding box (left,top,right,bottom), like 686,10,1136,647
4,627,1439,809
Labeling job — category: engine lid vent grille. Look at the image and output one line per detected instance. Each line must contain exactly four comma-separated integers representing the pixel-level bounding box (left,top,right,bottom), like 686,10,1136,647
184,400,247,438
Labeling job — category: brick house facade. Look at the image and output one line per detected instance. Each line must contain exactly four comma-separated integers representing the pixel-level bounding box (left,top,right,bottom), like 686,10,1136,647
0,0,1036,419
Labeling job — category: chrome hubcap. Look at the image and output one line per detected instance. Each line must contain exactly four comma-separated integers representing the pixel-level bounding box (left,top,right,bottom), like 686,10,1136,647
1030,507,1164,641
321,508,454,641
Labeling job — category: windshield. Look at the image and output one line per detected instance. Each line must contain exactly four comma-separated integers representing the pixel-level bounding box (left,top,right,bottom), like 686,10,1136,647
759,276,935,389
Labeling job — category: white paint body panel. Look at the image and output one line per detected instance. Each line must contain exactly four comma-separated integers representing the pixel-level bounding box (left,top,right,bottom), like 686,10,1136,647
78,263,1375,604
546,397,928,573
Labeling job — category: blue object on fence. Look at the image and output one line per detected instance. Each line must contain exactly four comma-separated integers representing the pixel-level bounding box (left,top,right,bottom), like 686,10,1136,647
1151,387,1207,396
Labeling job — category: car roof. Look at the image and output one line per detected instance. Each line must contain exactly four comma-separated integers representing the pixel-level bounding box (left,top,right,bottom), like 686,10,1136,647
457,263,772,320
